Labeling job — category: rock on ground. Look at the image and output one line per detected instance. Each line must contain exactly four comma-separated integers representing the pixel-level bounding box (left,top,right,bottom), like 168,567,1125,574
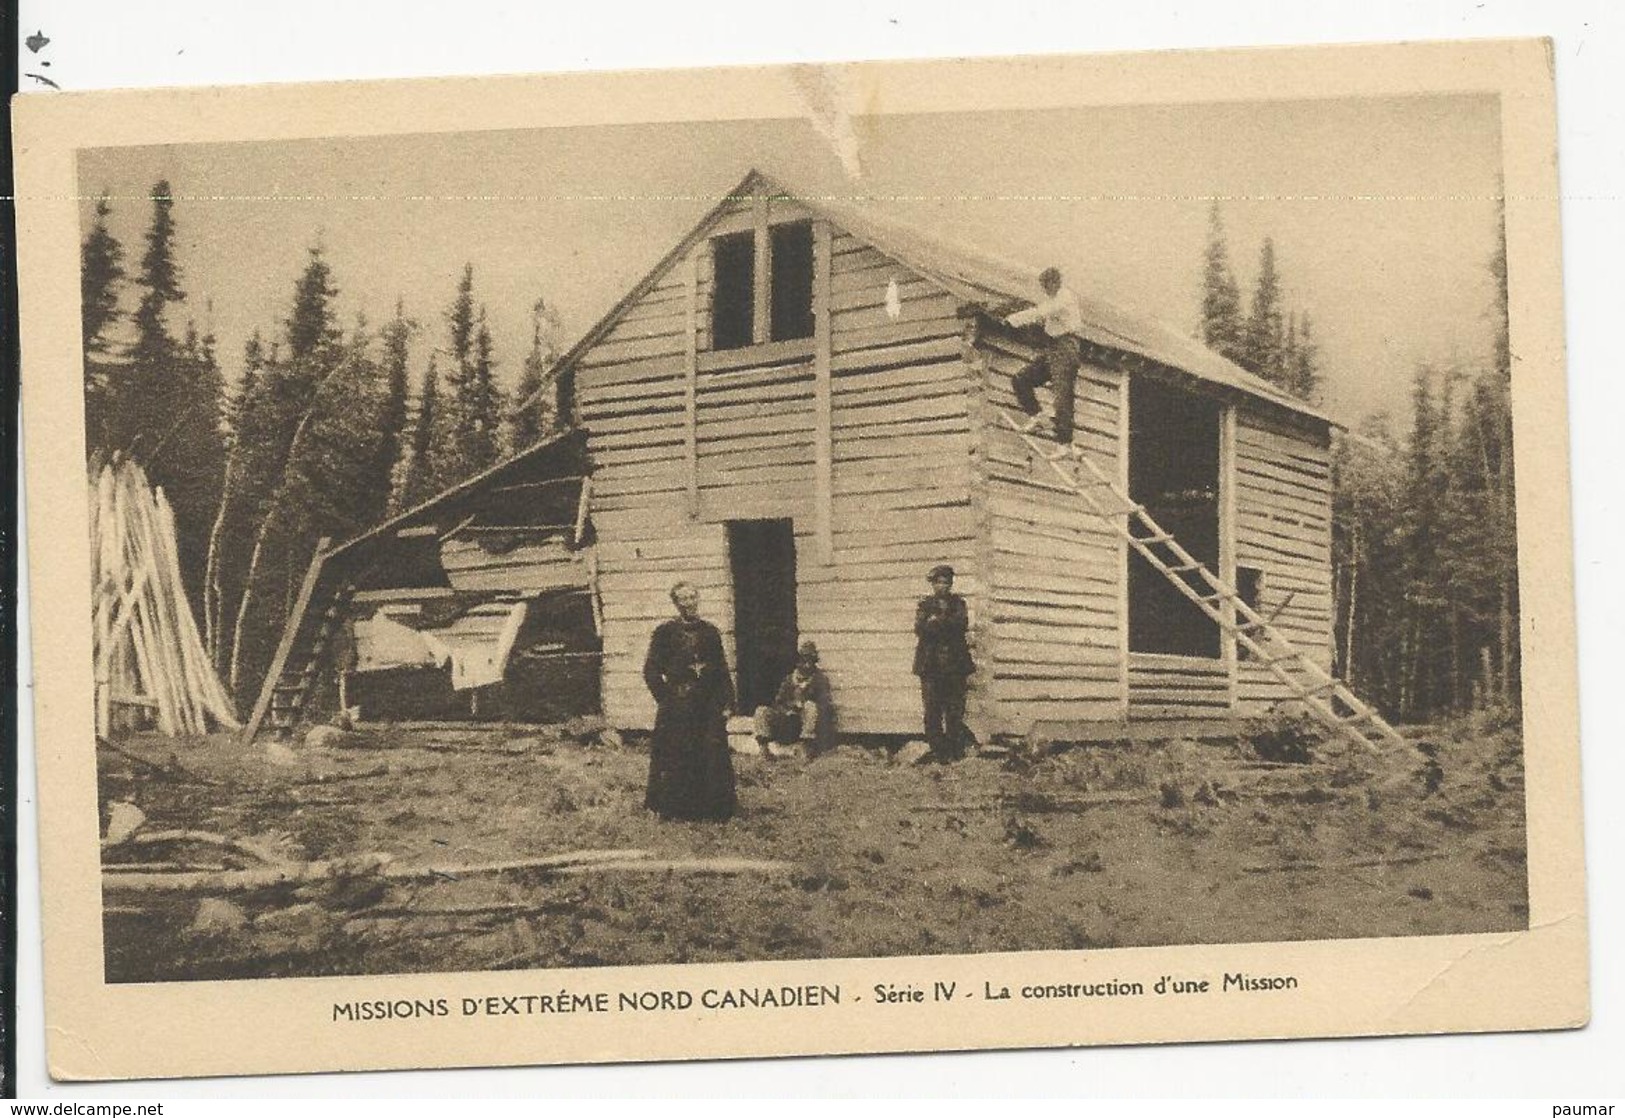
103,801,146,844
303,724,351,751
729,733,764,757
188,898,248,937
893,740,932,766
262,741,299,767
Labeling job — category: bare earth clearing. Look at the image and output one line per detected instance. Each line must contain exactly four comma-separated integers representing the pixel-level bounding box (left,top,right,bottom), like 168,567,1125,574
99,716,1527,983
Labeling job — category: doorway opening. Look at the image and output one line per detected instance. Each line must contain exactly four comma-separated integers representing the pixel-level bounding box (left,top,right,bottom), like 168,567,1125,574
1127,379,1223,658
727,519,800,712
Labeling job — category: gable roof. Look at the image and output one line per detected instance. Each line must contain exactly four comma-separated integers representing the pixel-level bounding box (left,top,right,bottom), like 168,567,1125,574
784,178,1333,425
527,169,1332,425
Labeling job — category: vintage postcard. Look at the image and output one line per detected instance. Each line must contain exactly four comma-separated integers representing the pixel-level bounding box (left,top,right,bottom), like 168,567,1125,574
12,39,1585,1080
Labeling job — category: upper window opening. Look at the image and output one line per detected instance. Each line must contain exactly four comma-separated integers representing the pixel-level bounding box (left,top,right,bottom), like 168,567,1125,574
770,221,815,342
711,230,755,351
708,218,817,352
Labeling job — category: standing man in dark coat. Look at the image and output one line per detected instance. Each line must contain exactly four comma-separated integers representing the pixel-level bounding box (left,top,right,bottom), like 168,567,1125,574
642,581,737,821
913,564,974,761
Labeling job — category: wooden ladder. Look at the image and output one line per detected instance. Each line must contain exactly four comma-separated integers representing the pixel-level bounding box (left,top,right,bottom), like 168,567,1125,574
240,537,341,745
997,410,1412,759
266,597,350,734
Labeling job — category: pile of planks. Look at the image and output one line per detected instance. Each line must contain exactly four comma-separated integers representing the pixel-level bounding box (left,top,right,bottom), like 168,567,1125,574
91,460,240,737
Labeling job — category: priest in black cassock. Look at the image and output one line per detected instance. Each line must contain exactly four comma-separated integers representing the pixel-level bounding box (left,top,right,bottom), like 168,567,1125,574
641,580,738,821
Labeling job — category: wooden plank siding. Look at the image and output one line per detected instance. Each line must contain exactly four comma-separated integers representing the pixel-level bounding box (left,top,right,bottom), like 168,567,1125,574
971,330,1128,731
563,190,1338,736
438,532,588,595
1232,411,1336,714
1127,651,1232,720
577,214,976,732
593,508,735,727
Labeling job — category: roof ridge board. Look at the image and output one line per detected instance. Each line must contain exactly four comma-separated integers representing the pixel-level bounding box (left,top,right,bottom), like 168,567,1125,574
760,170,1329,423
517,166,1332,431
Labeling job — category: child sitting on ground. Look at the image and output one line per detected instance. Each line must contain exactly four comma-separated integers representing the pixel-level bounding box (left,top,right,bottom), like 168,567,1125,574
753,640,836,757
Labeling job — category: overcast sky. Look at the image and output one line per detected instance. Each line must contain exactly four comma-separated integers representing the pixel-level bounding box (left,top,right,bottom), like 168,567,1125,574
78,93,1503,426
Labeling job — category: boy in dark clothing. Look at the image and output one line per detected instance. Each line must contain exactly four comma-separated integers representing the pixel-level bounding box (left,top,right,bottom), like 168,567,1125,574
913,564,974,761
753,640,837,756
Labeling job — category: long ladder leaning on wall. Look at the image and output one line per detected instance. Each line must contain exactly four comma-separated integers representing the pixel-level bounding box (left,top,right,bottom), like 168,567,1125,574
997,409,1416,764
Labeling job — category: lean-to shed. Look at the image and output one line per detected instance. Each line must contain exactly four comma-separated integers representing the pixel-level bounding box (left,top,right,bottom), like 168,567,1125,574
244,431,600,740
252,169,1342,744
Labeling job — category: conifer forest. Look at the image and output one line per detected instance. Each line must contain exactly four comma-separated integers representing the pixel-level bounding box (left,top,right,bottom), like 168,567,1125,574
81,183,568,714
80,185,1518,727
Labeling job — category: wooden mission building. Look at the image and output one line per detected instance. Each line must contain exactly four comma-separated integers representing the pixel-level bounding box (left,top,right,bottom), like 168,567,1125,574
248,170,1339,744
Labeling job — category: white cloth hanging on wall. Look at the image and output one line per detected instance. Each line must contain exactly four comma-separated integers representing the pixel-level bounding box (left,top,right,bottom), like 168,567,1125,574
419,599,531,690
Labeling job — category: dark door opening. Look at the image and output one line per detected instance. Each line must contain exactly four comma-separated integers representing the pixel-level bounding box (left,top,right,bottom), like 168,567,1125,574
1128,379,1222,658
727,519,800,712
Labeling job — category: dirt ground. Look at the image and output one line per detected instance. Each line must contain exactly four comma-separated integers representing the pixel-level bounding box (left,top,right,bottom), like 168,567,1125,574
97,713,1528,983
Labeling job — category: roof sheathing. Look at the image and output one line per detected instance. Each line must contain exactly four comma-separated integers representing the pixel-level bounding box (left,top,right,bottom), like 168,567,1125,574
324,428,587,567
788,179,1334,426
521,167,1334,425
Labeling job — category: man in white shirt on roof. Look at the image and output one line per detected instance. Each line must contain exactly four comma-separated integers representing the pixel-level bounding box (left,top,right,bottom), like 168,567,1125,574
1005,266,1085,446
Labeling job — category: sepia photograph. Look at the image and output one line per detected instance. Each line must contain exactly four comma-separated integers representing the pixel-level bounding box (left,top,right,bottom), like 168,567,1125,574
12,38,1586,1080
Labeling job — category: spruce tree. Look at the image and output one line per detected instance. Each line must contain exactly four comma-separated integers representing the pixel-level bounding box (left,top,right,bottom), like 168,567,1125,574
81,197,125,355
432,265,504,487
1242,237,1285,386
509,296,562,451
121,181,224,621
448,265,476,375
283,246,343,383
430,266,477,489
1287,311,1322,402
370,299,414,520
1199,202,1246,366
123,180,186,458
1399,363,1450,718
469,306,504,470
81,196,126,461
399,353,440,511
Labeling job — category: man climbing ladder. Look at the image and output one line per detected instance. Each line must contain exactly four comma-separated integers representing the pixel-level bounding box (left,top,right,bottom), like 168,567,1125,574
1006,266,1086,445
